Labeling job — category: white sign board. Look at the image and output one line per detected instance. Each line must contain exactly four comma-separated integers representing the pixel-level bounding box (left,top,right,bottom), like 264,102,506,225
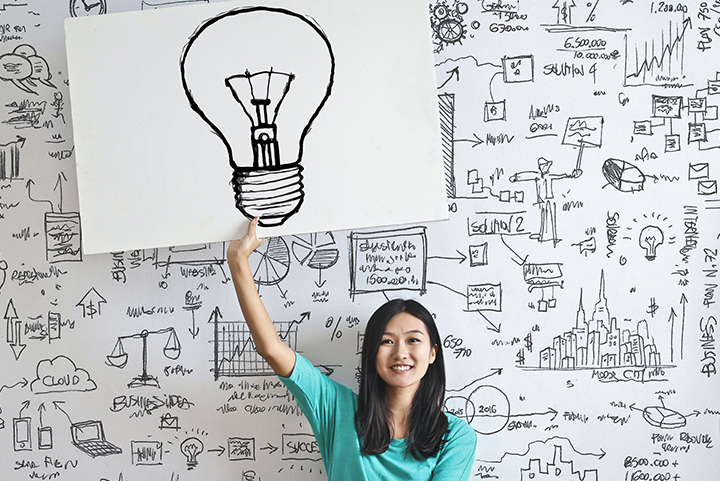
65,0,446,254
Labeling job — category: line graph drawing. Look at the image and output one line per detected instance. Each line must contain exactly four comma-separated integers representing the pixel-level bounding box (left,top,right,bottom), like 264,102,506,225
624,18,691,87
213,317,302,379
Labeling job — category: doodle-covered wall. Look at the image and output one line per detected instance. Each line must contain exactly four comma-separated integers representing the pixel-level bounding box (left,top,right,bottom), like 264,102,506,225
0,1,718,480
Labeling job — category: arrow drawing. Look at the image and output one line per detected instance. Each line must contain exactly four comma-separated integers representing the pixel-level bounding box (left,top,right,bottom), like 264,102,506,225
0,378,28,394
53,172,67,213
208,445,226,456
26,179,55,212
428,250,467,264
438,66,460,89
184,293,202,339
679,293,687,360
52,401,73,424
260,442,278,454
75,287,107,319
5,299,26,360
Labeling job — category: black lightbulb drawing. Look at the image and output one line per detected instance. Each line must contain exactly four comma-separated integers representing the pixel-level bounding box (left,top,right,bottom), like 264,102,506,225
181,7,335,227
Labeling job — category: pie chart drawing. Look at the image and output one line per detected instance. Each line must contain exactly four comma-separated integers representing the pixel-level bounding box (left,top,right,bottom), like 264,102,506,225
642,406,687,429
292,233,340,270
250,237,291,286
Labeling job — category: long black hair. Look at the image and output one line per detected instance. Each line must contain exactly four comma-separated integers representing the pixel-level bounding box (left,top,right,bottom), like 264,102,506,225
355,299,448,459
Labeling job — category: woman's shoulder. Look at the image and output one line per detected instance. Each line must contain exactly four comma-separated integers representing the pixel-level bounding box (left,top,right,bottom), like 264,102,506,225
283,353,357,398
443,412,476,442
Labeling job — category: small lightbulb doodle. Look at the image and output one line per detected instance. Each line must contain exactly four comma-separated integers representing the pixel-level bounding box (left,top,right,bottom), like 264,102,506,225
181,7,335,227
180,436,204,470
639,225,664,261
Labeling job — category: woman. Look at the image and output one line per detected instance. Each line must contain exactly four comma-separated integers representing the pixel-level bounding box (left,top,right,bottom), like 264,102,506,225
228,218,476,480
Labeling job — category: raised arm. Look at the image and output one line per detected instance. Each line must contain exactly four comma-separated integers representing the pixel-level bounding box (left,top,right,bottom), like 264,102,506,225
227,218,296,377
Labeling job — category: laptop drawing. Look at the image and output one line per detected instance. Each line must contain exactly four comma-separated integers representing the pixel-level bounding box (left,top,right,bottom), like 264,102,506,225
70,420,122,457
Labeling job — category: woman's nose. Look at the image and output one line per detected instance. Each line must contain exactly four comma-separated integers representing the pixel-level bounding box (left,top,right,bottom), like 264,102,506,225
393,343,409,359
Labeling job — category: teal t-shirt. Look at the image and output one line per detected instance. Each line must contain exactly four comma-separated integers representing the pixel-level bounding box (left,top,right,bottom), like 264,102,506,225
279,353,476,480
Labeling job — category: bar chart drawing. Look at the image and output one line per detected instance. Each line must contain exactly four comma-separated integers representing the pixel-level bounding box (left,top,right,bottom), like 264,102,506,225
213,318,300,379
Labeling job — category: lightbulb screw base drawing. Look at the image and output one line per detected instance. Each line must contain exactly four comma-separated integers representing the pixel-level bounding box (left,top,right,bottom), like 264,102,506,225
232,163,304,227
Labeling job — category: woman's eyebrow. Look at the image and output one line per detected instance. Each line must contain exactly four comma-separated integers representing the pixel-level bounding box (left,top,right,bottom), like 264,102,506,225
405,329,426,336
382,329,426,336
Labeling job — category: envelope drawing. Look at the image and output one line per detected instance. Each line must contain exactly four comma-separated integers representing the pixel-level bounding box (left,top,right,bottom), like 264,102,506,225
698,180,718,196
689,162,710,180
159,413,180,430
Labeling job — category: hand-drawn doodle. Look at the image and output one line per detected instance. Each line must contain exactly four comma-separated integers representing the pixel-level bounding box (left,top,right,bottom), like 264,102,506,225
602,158,647,192
688,72,720,151
0,44,55,95
553,0,576,25
624,18,691,88
181,7,335,227
281,433,321,461
3,100,50,129
0,258,7,293
429,1,468,53
468,243,488,266
444,374,509,435
477,437,602,481
521,443,599,481
627,213,674,261
572,236,597,256
184,290,202,339
213,313,305,379
228,437,255,461
38,425,52,450
5,298,27,360
348,227,427,300
523,263,564,312
438,93,457,198
638,225,664,261
248,236,291,298
0,136,24,180
180,436,204,469
71,420,122,457
630,396,696,430
69,0,106,17
76,287,106,318
13,415,32,451
486,55,534,123
291,232,339,289
159,413,181,431
152,243,227,283
106,328,182,388
510,157,582,246
30,355,97,394
526,271,668,380
131,440,163,465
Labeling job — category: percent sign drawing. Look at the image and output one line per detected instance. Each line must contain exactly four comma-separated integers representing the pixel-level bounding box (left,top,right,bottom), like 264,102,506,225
325,316,342,341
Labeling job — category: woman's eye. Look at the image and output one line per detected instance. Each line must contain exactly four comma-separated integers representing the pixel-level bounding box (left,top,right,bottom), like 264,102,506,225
381,339,392,345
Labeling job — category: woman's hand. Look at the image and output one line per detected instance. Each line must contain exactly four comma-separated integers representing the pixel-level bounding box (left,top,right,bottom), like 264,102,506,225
228,217,263,263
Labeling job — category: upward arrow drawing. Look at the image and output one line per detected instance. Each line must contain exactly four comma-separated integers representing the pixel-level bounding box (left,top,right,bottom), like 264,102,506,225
5,299,26,360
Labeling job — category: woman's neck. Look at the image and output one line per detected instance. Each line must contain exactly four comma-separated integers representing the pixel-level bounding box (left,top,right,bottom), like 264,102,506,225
385,386,416,439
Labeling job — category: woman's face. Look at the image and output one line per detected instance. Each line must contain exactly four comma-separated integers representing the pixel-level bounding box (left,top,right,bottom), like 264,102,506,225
374,312,437,393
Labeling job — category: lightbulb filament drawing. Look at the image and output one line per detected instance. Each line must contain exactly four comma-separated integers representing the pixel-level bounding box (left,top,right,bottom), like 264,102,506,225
181,7,335,227
180,436,204,470
226,69,294,169
639,225,664,261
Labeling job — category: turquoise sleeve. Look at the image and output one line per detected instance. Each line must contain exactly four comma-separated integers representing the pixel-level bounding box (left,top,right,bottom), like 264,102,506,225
278,353,341,462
